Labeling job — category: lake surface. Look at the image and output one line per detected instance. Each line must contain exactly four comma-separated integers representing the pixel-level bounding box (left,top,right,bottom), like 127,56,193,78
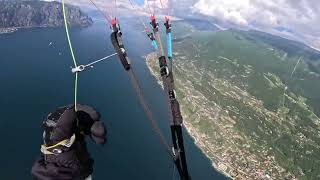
0,17,227,180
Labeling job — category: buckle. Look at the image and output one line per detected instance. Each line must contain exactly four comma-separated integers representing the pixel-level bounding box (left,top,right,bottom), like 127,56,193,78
52,148,63,155
168,90,176,100
160,66,169,77
172,147,181,161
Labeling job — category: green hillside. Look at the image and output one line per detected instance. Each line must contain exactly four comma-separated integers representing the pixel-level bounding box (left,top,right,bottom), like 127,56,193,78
147,26,320,179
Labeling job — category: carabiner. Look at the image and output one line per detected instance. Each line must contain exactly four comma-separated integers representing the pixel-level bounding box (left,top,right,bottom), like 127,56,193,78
71,65,85,73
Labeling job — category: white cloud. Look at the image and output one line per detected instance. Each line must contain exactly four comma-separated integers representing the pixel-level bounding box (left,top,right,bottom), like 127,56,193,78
194,0,252,26
193,0,320,50
67,0,320,50
146,0,169,9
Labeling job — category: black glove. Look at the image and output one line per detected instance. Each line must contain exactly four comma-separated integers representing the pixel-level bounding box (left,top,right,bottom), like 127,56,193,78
76,104,107,145
43,104,107,146
33,104,106,180
43,105,76,146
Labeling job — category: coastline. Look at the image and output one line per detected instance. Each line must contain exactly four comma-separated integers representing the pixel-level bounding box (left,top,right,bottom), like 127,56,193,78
144,52,232,179
0,26,51,35
0,23,93,35
0,27,18,34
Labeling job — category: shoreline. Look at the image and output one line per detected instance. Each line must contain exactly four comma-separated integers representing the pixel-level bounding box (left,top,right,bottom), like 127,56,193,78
0,26,50,35
144,52,232,179
0,27,18,34
0,24,92,35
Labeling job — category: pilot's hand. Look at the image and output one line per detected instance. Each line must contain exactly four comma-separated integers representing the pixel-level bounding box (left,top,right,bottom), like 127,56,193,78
76,104,107,145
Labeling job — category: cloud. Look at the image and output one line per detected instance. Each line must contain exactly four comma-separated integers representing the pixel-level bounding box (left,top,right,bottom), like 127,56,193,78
193,0,320,50
65,0,320,50
194,0,252,26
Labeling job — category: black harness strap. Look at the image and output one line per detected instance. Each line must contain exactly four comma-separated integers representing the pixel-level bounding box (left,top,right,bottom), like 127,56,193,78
147,32,156,41
111,16,191,180
159,55,191,180
151,16,191,180
110,26,131,71
110,20,174,160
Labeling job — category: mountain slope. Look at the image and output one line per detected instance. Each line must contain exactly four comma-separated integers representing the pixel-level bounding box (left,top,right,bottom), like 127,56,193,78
0,1,92,29
147,25,320,179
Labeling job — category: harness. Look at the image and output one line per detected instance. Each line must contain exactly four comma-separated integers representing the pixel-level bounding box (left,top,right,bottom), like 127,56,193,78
41,134,76,155
61,0,192,179
150,15,191,180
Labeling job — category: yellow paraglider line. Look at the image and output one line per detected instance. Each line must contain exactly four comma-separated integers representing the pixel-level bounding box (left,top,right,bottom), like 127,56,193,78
62,0,78,111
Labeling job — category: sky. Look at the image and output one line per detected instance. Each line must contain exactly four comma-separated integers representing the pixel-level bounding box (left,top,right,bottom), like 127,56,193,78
191,0,320,50
134,0,320,50
65,0,320,50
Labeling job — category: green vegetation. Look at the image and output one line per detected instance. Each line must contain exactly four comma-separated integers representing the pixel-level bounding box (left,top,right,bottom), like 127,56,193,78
147,25,320,179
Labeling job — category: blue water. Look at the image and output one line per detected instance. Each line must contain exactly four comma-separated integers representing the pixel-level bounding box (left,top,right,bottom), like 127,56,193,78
0,18,227,180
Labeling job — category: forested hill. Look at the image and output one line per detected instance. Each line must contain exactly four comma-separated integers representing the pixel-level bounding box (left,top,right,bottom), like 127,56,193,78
0,0,92,28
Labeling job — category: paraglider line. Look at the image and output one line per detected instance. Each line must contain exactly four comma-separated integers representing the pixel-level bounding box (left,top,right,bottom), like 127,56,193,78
88,0,112,24
62,0,79,111
85,53,117,68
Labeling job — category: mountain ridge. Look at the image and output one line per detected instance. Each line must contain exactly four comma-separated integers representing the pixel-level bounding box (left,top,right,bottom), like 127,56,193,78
0,0,92,34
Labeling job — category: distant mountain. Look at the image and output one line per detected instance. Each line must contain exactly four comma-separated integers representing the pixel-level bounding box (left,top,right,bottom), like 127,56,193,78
241,30,320,61
234,30,320,75
0,0,92,30
176,18,220,31
172,20,320,73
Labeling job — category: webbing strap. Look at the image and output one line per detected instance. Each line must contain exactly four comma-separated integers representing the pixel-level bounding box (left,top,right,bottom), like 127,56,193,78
111,32,131,71
172,125,191,180
110,27,174,159
167,32,173,59
151,16,191,180
165,18,173,70
41,134,76,155
62,0,78,111
126,0,160,50
150,17,165,57
151,17,174,126
151,40,158,50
